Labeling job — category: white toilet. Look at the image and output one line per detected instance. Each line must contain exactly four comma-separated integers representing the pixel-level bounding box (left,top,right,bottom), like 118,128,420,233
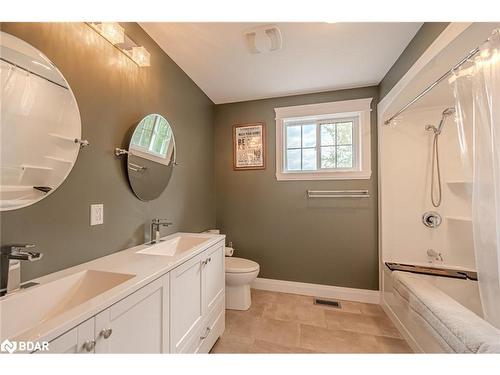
225,256,260,310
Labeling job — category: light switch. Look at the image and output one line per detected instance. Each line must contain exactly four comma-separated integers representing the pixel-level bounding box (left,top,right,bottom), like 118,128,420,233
90,204,104,226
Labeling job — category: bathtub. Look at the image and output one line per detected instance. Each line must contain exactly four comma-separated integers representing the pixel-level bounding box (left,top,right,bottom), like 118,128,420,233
381,266,499,353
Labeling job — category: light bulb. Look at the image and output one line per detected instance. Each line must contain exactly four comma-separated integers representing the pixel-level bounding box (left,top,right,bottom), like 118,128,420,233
129,46,151,67
100,22,125,45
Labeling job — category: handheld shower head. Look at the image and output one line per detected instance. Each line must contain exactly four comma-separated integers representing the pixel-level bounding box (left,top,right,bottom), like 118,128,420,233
442,107,456,117
436,107,456,133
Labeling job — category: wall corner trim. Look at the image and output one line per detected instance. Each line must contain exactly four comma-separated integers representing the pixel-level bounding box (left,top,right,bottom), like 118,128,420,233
252,277,381,304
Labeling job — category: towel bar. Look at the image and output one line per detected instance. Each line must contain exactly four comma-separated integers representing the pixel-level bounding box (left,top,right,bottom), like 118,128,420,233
307,189,370,198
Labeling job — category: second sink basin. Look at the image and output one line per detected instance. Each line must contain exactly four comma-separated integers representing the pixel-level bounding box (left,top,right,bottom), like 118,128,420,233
136,235,211,257
0,269,135,340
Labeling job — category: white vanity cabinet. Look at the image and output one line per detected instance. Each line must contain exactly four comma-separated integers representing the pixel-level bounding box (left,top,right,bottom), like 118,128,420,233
170,242,225,353
36,237,225,354
94,275,169,353
44,318,95,354
46,275,169,354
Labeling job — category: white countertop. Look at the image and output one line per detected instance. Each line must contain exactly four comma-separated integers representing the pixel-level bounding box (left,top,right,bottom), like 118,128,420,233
0,232,225,343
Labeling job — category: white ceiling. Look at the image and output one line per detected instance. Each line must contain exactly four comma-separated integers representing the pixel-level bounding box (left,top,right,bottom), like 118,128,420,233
140,22,422,104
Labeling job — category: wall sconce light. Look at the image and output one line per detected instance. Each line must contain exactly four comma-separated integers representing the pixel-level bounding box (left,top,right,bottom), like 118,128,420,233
87,22,151,67
98,22,125,45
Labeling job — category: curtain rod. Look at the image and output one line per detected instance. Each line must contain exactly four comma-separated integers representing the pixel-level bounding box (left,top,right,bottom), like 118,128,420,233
0,57,69,90
383,45,481,126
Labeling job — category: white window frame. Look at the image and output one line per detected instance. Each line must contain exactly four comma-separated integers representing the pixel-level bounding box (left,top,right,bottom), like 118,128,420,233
130,116,174,166
275,98,372,181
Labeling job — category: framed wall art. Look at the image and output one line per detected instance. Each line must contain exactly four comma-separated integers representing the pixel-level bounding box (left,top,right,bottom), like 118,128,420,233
233,122,266,170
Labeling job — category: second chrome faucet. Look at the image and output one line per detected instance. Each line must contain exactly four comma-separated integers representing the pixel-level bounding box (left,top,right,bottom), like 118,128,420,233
150,219,172,244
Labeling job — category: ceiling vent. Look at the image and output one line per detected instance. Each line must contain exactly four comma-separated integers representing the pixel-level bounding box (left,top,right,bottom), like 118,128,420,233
243,24,283,54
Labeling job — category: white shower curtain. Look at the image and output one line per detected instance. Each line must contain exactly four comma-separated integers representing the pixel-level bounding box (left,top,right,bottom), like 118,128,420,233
452,29,500,329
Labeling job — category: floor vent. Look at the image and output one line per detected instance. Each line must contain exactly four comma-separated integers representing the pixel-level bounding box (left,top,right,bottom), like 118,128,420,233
314,298,341,308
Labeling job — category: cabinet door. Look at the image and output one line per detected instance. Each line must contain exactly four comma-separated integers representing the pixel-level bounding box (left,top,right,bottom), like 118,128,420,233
94,275,169,353
203,244,225,313
169,252,204,353
45,318,95,354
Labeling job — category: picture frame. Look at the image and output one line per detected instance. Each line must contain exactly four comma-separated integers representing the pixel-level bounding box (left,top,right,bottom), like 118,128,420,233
232,122,266,171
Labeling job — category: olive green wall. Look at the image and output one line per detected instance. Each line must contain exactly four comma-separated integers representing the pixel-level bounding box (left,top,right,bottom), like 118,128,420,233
0,23,215,281
214,87,380,290
1,22,446,289
379,22,449,99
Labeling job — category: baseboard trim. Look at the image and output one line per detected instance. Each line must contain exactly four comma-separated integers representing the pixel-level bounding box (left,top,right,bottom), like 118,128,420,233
251,277,380,304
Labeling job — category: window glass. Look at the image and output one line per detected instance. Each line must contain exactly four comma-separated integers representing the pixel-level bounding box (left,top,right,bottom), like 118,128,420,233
302,124,316,147
302,148,317,170
286,126,301,148
284,119,355,172
287,149,301,170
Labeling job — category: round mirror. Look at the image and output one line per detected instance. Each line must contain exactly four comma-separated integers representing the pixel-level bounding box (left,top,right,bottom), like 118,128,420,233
127,114,176,201
0,32,82,211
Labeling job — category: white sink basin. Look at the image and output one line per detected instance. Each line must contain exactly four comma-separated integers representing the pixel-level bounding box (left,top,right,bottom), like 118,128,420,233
0,270,135,340
137,235,211,257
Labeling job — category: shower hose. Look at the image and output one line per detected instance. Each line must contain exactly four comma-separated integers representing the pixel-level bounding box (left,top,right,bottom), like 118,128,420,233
431,133,442,207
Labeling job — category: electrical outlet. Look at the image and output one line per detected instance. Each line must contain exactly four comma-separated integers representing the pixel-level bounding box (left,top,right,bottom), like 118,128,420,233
90,204,104,226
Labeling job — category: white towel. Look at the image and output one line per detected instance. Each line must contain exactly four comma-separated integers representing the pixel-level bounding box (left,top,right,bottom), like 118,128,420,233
392,271,500,353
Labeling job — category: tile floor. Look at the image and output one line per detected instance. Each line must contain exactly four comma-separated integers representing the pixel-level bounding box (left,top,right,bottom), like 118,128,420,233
211,289,412,353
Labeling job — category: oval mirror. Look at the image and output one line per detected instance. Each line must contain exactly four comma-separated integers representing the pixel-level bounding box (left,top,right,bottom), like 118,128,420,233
127,114,176,201
0,32,82,211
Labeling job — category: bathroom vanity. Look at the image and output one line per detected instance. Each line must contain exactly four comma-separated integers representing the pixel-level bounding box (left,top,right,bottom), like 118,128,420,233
0,233,225,354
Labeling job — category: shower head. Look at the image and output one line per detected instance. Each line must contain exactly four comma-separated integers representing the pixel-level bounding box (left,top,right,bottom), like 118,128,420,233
442,107,456,117
436,107,456,133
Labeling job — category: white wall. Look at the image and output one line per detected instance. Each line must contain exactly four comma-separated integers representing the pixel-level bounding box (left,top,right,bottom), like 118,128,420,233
380,103,474,270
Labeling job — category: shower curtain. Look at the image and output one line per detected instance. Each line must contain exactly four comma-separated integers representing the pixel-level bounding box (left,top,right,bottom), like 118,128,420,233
452,29,500,329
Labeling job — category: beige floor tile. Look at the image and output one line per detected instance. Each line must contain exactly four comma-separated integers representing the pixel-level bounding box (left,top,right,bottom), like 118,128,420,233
211,290,412,354
358,303,386,316
228,301,270,319
254,317,301,347
225,310,260,338
336,300,386,317
251,289,278,304
210,334,254,353
274,292,313,306
248,339,315,353
263,301,327,327
299,323,379,353
373,336,413,353
329,300,363,314
324,309,401,338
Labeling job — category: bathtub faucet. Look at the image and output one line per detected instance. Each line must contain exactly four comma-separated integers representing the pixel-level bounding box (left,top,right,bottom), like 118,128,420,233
427,249,443,262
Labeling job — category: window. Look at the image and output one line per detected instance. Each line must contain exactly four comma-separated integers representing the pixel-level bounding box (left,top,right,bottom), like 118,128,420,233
275,98,372,180
284,118,357,172
131,116,172,158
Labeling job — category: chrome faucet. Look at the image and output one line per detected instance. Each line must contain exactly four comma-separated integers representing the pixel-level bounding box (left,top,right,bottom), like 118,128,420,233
1,244,43,296
150,219,172,244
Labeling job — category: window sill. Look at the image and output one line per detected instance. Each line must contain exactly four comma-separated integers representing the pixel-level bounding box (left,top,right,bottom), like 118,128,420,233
275,170,372,181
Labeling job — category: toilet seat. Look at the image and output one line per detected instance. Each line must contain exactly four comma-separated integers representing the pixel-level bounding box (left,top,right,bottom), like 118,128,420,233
225,257,259,273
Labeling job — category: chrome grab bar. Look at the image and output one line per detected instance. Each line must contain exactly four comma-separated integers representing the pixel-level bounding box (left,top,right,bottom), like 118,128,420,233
307,189,370,198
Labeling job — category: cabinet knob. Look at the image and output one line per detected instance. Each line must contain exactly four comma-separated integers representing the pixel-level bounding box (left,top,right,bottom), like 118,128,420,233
82,340,96,352
100,328,113,339
200,327,211,340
